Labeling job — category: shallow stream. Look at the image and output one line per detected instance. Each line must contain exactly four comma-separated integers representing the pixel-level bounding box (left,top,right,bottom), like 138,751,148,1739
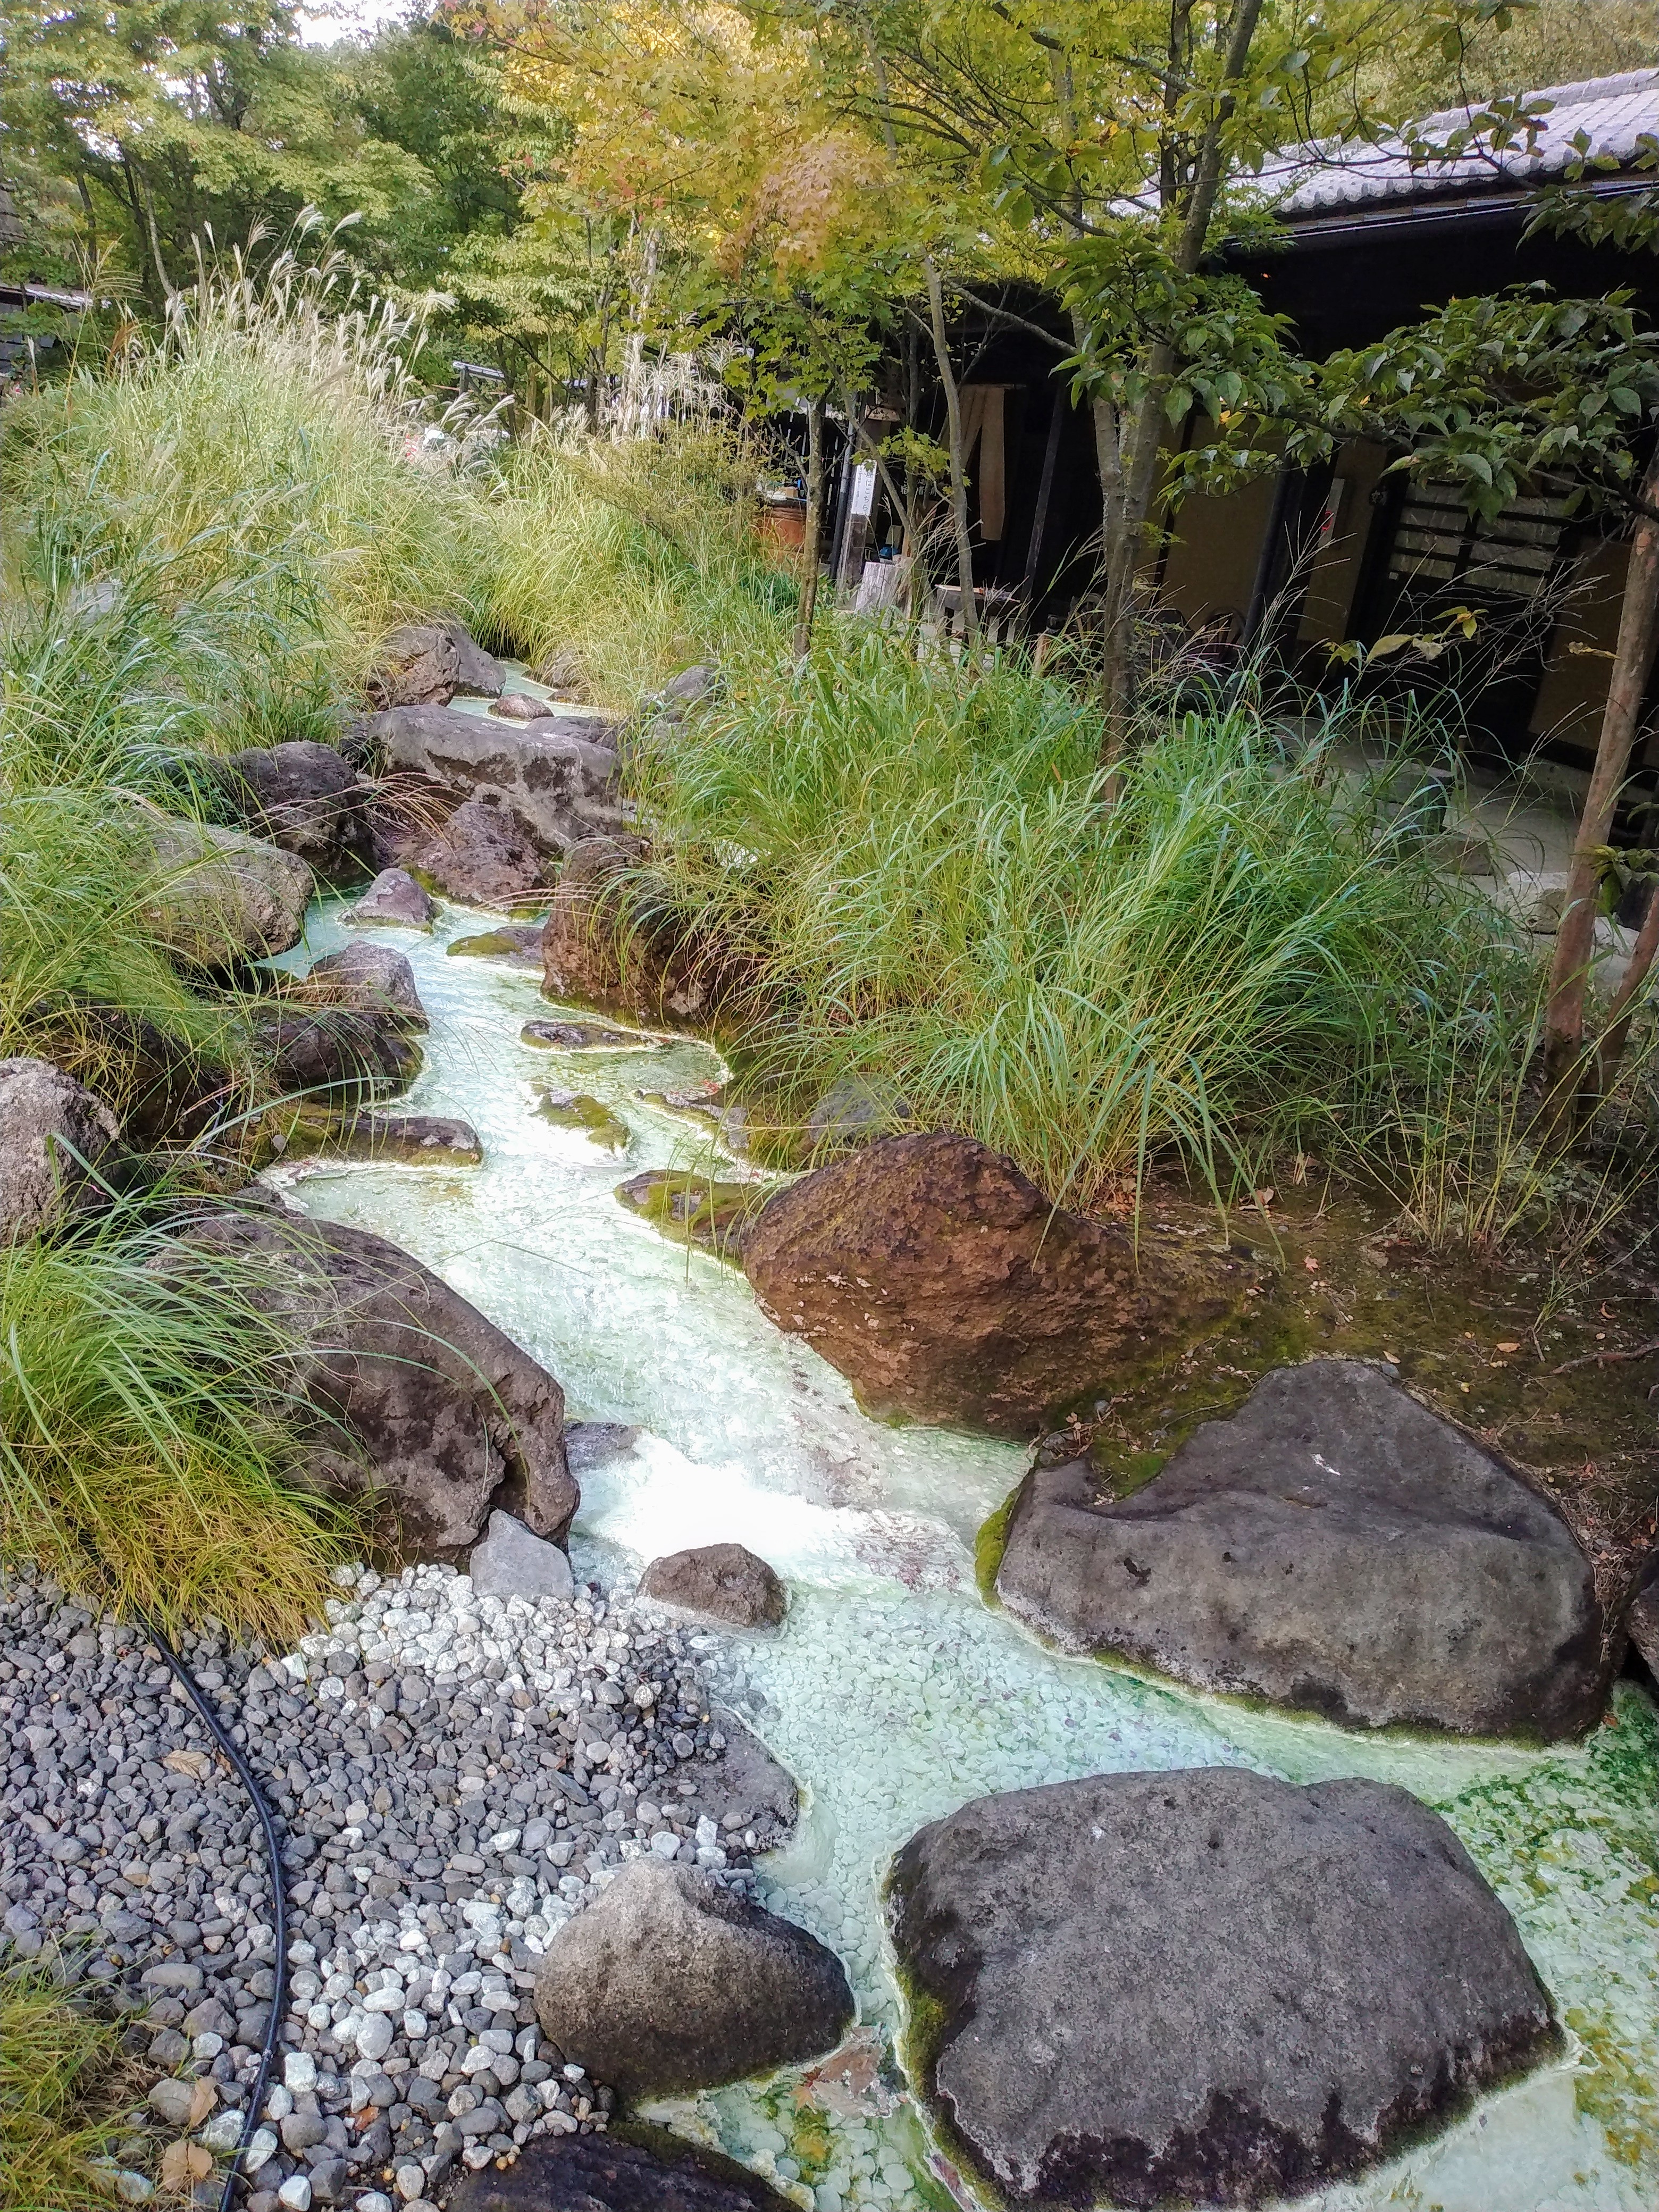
269,893,1659,2212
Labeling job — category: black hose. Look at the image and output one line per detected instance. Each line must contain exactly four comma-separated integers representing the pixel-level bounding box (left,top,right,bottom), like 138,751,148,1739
144,1621,288,2212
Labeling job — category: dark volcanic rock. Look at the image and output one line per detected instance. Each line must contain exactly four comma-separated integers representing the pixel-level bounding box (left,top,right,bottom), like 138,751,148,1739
306,941,428,1029
640,1543,786,1629
742,1133,1251,1437
447,2124,798,2212
138,814,313,966
415,793,547,909
693,1710,798,1850
1627,1546,1659,1682
363,705,624,854
367,623,461,708
343,867,436,930
0,1057,120,1241
223,741,371,875
522,1015,660,1052
449,925,544,963
439,617,508,698
533,1859,852,2098
176,1210,575,1552
887,1767,1560,2209
250,1003,420,1105
996,1357,1605,1739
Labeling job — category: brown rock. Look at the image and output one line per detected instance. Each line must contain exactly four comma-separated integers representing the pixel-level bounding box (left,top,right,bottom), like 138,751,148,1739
540,837,740,1027
306,942,428,1029
223,742,372,876
742,1133,1252,1437
1628,1547,1659,1682
415,794,546,910
640,1544,785,1628
616,1170,770,1263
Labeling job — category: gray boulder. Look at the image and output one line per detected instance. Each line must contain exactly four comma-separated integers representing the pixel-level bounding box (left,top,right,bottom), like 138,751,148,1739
362,705,625,854
306,942,428,1029
223,742,371,875
138,812,313,966
0,1059,120,1242
470,1509,573,1604
342,868,435,931
439,618,508,698
274,1109,480,1166
250,1002,420,1104
664,664,717,704
415,794,546,910
563,1421,639,1472
639,1543,786,1629
534,1860,851,2098
887,1767,1559,2208
175,1210,575,1553
996,1357,1604,1739
367,623,460,708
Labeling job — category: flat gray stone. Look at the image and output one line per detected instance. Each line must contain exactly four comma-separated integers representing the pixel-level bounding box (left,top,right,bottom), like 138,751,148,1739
469,1511,573,1605
0,1058,120,1242
996,1358,1604,1739
887,1767,1560,2208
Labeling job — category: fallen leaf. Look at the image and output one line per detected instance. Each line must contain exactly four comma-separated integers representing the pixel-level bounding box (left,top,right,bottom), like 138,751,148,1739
163,1749,212,1781
159,2142,191,2193
1495,1342,1521,1353
187,2079,216,2128
1303,1255,1320,1272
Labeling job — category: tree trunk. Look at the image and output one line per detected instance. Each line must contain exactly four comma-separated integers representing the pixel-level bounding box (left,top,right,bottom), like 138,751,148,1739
1543,447,1659,1093
793,396,827,661
1590,876,1659,1097
924,257,979,655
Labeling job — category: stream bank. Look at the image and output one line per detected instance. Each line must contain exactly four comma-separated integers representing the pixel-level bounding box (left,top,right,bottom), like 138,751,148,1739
260,890,1659,2212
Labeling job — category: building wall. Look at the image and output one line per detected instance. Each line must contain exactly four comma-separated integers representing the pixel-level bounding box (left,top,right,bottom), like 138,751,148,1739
1529,538,1626,754
1157,458,1280,630
1295,441,1391,644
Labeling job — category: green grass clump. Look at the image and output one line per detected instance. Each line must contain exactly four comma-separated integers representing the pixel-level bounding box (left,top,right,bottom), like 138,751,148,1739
0,1966,128,2212
632,626,1531,1206
0,1195,355,1647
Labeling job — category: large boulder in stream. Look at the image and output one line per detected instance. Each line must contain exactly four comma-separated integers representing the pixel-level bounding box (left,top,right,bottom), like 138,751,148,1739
306,941,428,1028
359,704,625,854
887,1767,1560,2209
415,793,547,909
0,1058,121,1242
532,1859,852,2097
741,1133,1253,1436
995,1357,1605,1739
173,1210,575,1553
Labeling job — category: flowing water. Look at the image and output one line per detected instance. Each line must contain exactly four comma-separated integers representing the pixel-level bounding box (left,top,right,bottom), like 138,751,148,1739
268,894,1659,2212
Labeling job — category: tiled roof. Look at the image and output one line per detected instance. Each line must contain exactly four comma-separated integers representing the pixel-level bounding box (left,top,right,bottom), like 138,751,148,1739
1264,68,1659,219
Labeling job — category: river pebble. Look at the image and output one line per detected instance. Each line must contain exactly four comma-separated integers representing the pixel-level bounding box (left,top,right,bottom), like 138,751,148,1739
0,1560,759,2208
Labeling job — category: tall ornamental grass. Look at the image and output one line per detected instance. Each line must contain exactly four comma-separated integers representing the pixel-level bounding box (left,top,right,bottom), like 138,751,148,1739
0,1194,354,1645
633,628,1538,1206
0,1966,127,2212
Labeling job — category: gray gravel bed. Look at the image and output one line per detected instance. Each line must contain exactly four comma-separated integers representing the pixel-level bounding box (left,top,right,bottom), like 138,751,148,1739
0,1561,760,2212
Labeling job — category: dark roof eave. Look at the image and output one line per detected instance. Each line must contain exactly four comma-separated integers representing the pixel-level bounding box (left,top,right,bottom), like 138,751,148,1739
1260,170,1656,252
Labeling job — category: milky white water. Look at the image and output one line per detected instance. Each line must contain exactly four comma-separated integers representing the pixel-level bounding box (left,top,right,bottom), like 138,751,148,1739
267,894,1659,2212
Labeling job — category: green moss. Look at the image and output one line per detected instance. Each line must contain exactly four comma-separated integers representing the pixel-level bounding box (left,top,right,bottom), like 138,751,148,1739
448,927,543,958
614,1169,772,1264
537,1089,630,1151
974,1484,1024,1604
